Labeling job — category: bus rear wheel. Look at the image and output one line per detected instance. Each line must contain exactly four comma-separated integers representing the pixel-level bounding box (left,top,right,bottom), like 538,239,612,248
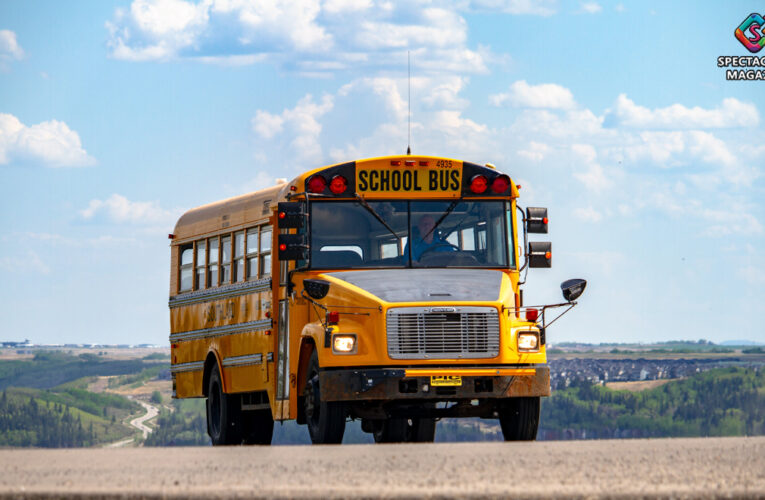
304,351,346,444
498,396,540,441
206,364,242,445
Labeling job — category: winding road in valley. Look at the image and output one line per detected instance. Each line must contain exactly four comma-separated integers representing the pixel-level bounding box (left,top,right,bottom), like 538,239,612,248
0,436,763,498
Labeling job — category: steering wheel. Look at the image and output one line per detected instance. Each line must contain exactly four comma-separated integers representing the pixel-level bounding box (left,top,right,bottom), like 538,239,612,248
419,242,460,257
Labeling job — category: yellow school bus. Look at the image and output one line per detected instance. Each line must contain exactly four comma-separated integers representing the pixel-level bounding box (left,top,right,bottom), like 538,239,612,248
168,155,585,445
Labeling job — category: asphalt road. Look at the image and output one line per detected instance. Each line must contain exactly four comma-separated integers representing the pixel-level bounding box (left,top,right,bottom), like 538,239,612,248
0,436,763,499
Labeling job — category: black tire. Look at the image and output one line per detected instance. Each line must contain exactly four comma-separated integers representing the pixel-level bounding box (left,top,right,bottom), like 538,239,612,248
372,417,436,443
372,418,408,443
242,410,274,445
498,397,540,441
206,363,242,445
408,417,437,442
304,351,346,444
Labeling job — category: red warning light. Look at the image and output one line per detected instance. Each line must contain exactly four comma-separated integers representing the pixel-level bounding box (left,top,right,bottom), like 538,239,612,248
307,175,327,193
490,175,510,194
525,308,539,322
470,175,488,194
329,175,348,194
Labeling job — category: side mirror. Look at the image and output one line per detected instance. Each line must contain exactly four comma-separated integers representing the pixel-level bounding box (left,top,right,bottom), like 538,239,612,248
277,202,306,229
303,279,330,300
528,241,551,268
561,278,586,302
278,234,308,260
526,207,548,234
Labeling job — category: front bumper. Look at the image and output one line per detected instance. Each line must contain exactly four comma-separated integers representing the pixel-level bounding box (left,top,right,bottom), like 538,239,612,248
318,365,550,402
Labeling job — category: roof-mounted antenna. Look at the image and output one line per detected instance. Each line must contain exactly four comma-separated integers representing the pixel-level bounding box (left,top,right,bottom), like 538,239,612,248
406,51,411,155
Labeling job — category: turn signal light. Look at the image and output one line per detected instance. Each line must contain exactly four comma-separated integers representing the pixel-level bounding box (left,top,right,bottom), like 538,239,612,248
329,175,348,194
491,175,511,194
470,175,488,194
307,175,327,193
525,308,539,322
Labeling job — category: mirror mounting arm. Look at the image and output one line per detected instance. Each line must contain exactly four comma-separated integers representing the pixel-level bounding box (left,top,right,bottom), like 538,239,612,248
516,204,529,284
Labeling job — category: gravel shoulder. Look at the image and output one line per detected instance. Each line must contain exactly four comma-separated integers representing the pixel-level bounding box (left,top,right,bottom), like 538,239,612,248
0,436,763,499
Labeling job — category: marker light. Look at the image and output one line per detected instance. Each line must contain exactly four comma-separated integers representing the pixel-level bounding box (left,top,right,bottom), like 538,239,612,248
525,308,539,322
405,160,415,166
279,212,286,219
470,175,488,194
419,161,429,166
543,217,549,224
279,243,287,251
390,160,401,166
332,334,357,354
307,175,326,193
545,251,552,259
327,311,340,323
518,332,540,351
491,175,511,194
329,175,348,194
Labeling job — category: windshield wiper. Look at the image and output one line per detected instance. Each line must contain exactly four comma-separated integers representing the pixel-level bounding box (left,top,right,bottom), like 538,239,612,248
354,194,402,244
422,199,460,241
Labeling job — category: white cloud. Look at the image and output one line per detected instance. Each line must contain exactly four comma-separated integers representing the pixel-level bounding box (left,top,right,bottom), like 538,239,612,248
580,2,602,14
251,94,333,162
80,194,180,229
605,94,759,129
106,0,493,75
0,251,50,275
517,141,549,162
573,206,603,222
469,0,556,16
0,30,24,67
490,80,576,109
0,113,95,167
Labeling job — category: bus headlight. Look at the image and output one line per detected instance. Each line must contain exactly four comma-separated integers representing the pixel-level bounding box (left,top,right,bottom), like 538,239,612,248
517,331,540,352
332,334,357,354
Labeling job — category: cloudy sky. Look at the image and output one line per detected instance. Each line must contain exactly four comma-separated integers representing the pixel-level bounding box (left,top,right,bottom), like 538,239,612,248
1,0,763,345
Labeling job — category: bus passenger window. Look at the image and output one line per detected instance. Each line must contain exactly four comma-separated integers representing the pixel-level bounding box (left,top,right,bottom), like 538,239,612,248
461,228,475,251
195,241,206,290
234,231,244,282
221,235,232,284
208,237,219,287
246,229,259,279
179,244,193,292
260,228,271,277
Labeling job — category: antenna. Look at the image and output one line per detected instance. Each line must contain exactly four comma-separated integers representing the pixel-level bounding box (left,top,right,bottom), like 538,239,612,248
407,51,411,155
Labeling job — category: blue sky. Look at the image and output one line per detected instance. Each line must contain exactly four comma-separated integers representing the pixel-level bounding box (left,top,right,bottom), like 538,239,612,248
0,0,763,345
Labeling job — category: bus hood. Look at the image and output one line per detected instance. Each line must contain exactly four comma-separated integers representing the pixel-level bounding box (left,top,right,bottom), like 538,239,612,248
326,269,503,303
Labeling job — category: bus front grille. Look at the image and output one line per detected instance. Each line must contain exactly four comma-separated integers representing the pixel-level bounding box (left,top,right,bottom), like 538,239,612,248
386,306,500,359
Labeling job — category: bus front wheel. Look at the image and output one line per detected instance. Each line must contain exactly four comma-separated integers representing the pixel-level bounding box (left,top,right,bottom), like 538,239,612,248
304,351,346,444
498,396,540,441
206,363,242,445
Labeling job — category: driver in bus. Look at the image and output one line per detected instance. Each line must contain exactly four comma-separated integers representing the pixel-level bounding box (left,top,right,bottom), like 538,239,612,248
404,214,456,263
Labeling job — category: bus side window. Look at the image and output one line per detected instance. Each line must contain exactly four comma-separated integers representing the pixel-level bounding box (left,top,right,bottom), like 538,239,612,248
221,235,232,284
461,227,475,251
208,237,219,287
179,244,193,292
195,240,206,290
246,228,259,280
233,231,245,282
260,227,272,277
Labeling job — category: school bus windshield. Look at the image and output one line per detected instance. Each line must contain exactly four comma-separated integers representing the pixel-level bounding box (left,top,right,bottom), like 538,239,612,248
308,200,515,269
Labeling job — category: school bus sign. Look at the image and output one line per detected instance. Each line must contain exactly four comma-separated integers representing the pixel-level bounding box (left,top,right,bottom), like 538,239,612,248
356,158,462,198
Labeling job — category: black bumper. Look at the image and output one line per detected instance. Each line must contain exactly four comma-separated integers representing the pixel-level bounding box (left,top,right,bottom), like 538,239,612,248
318,366,550,402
